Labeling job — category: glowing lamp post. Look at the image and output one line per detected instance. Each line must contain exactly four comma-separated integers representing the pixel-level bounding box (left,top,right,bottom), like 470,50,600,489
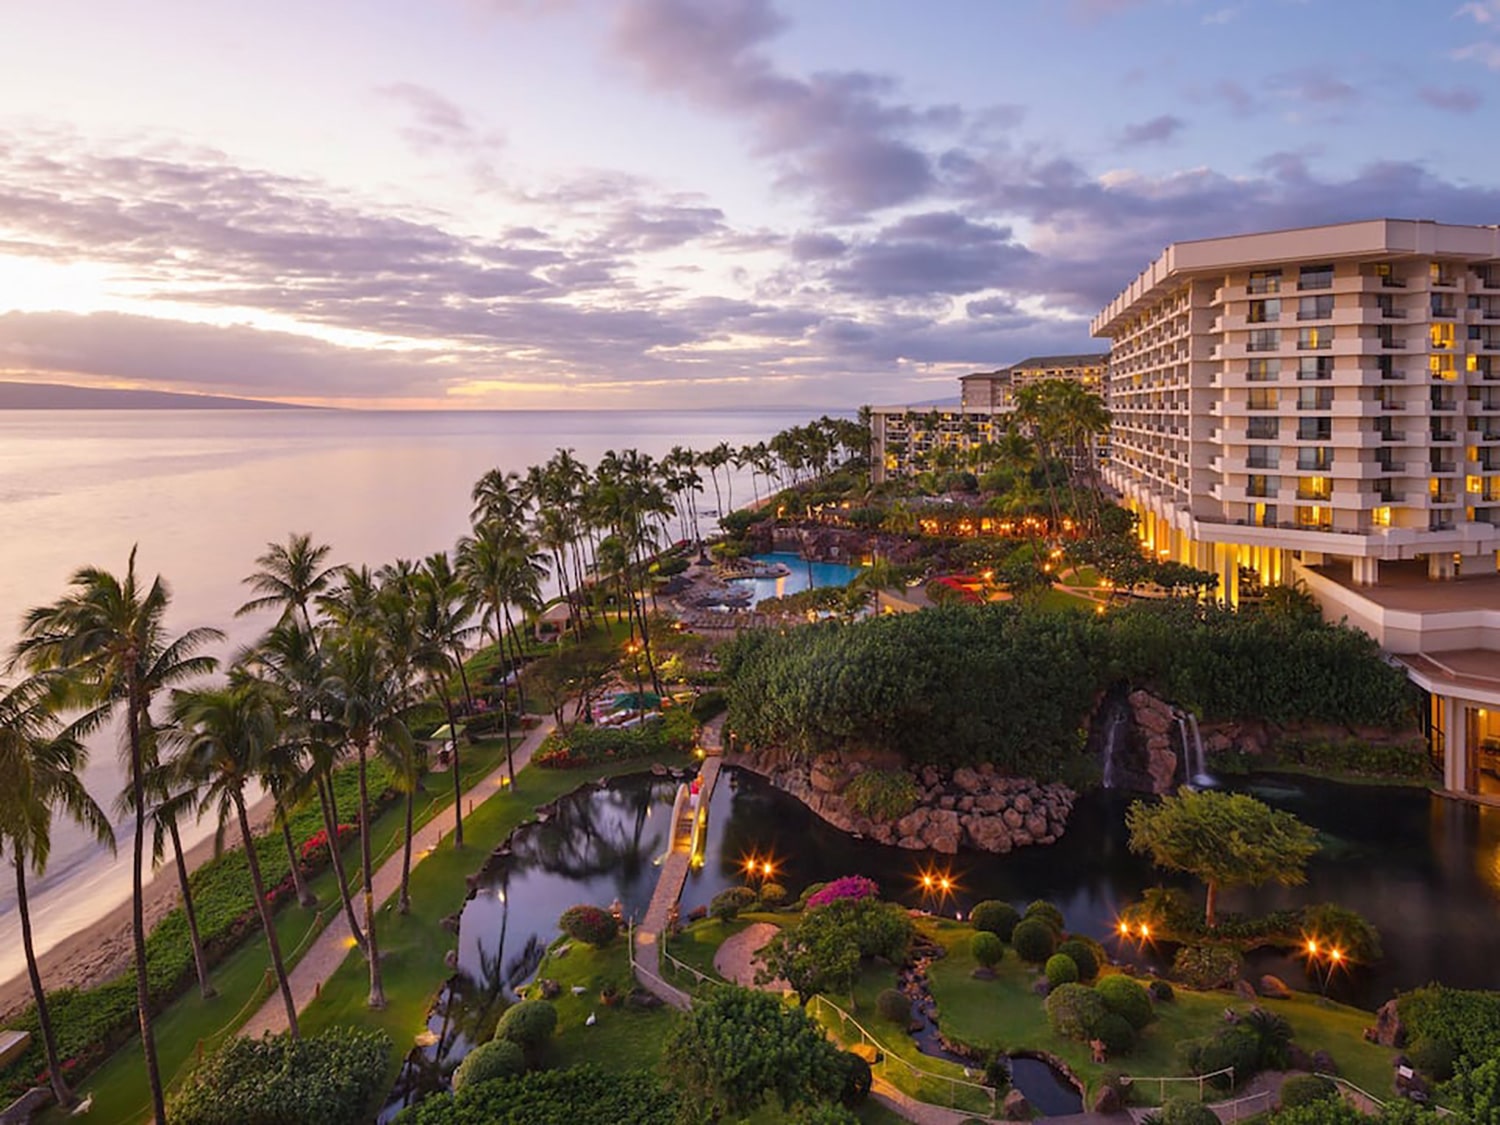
1303,937,1344,1000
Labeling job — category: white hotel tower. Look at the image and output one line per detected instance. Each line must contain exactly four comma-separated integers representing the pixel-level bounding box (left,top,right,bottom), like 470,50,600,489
1093,219,1500,798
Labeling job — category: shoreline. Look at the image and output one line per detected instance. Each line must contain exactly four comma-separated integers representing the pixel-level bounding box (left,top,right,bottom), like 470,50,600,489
0,790,277,1025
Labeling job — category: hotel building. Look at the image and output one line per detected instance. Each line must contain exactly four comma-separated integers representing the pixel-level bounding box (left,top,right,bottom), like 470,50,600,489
870,353,1107,483
1093,218,1500,797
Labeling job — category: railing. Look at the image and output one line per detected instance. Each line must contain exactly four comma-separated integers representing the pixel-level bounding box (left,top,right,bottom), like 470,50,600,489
1207,1086,1273,1121
1126,1066,1237,1102
810,995,998,1117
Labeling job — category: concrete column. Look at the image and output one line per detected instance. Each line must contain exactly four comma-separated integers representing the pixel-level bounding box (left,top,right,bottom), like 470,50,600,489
1351,556,1380,586
1443,696,1469,793
1429,553,1458,580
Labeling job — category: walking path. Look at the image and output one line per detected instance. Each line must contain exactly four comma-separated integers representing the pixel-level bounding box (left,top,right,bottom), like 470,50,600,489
241,717,557,1037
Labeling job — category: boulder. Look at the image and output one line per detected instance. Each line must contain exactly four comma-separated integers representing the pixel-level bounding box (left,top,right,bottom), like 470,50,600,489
939,795,957,811
1373,999,1406,1047
1234,979,1257,1000
965,815,1014,853
1258,974,1293,1000
922,809,963,854
1024,813,1048,839
921,766,941,788
895,808,929,838
897,835,927,850
1146,743,1178,794
1004,1089,1032,1120
977,793,1007,813
1091,1084,1122,1114
1003,808,1024,830
1013,793,1033,814
810,758,845,794
952,766,984,793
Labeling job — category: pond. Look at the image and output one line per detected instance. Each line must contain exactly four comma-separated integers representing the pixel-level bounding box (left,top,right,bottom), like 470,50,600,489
728,550,860,605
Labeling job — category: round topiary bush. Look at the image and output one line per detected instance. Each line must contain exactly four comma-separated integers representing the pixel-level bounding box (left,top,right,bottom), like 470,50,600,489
971,931,1005,970
451,1038,526,1091
1012,918,1057,964
1045,982,1108,1040
970,900,1021,941
1279,1075,1338,1108
758,882,788,909
1045,954,1080,988
1148,979,1175,1003
558,904,618,947
877,988,912,1026
1024,900,1065,935
1056,939,1100,982
1096,975,1154,1030
1407,1037,1456,1083
839,1050,873,1106
1159,1099,1221,1125
495,999,558,1057
1094,1011,1136,1056
711,886,757,923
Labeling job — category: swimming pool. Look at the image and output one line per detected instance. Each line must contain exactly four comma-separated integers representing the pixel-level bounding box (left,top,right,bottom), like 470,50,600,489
729,551,860,604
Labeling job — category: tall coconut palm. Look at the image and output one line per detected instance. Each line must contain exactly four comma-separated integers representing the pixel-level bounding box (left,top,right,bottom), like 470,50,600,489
14,549,220,1124
236,533,338,639
0,675,114,1110
169,682,300,1037
414,555,476,849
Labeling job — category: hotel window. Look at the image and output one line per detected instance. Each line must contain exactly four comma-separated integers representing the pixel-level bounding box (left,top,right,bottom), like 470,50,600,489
1298,446,1333,471
1298,357,1333,380
1246,474,1275,498
1298,476,1331,500
1248,299,1281,323
1247,328,1280,352
1247,417,1280,440
1247,388,1278,411
1431,354,1456,380
1297,417,1332,441
1297,387,1332,411
1246,358,1281,381
1372,506,1392,527
1298,326,1332,349
1432,294,1458,318
1248,269,1282,295
1249,502,1278,526
1247,447,1279,469
1299,263,1334,290
1295,505,1332,529
1298,295,1334,320
1431,323,1456,350
1431,261,1457,287
1375,262,1406,287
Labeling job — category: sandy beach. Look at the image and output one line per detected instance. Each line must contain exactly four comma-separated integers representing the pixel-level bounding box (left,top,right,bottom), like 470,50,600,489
0,792,278,1025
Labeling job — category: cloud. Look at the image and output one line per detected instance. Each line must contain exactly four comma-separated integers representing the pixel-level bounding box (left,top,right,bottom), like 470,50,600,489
1458,1,1500,23
822,213,1033,299
1208,80,1258,116
1453,40,1500,68
1418,85,1483,112
1278,70,1360,104
1119,115,1185,147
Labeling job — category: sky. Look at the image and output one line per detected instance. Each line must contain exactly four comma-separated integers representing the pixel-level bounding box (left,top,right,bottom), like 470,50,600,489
2,0,1499,410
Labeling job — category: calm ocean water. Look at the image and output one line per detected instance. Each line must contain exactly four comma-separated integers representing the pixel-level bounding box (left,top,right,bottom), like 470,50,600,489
0,406,837,981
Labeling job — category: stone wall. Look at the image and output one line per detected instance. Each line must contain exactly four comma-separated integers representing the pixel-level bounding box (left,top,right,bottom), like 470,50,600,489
730,751,1074,855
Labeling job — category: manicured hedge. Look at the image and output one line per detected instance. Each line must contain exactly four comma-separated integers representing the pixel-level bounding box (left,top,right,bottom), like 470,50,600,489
533,709,695,769
401,1064,679,1125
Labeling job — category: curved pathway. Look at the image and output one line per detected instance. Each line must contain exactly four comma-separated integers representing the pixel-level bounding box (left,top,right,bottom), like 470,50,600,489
240,717,557,1037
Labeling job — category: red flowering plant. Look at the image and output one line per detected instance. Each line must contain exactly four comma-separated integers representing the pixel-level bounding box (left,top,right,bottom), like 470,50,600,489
298,823,357,874
806,875,879,910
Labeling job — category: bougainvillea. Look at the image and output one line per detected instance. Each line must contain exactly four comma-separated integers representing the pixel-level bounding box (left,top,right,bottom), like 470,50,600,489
806,876,879,910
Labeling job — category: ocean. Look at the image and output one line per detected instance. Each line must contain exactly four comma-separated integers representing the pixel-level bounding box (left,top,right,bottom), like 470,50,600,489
0,406,840,983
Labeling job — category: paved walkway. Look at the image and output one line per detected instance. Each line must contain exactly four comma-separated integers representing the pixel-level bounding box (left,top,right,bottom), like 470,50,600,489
241,717,558,1037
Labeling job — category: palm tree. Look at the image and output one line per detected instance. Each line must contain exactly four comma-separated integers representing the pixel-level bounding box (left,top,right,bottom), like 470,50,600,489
236,533,338,639
0,675,114,1110
14,549,220,1124
415,555,477,849
170,682,300,1037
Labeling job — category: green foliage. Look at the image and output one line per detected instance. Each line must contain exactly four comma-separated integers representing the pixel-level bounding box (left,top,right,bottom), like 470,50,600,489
558,904,619,947
451,1039,526,1091
534,709,695,769
1159,1100,1221,1125
1406,1037,1456,1083
876,988,912,1025
1023,900,1066,935
1095,975,1153,1030
1148,979,1174,1003
1011,918,1056,964
1127,790,1320,926
1266,1103,1370,1125
1242,1007,1293,1070
663,987,845,1119
1044,983,1107,1040
838,1050,873,1106
1449,1052,1500,1125
401,1065,679,1125
758,882,788,908
653,556,691,578
1171,944,1244,990
793,1106,861,1125
1056,939,1099,982
1197,1026,1261,1089
758,897,914,1004
969,900,1020,941
711,886,757,923
1045,954,1080,987
1398,985,1500,1069
690,690,728,723
843,769,920,820
1094,1011,1136,1055
166,1027,390,1125
1279,1075,1338,1108
971,931,1005,969
1271,735,1433,781
495,999,558,1058
1300,903,1383,965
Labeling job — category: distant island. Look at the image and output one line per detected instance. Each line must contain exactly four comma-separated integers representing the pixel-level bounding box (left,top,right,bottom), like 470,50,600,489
0,381,307,410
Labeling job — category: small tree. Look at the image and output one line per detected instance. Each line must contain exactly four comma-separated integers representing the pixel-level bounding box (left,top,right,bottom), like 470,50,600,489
1126,790,1319,928
971,931,1005,970
756,918,860,1006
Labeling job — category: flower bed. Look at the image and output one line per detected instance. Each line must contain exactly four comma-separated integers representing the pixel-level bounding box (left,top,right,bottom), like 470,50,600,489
534,709,696,769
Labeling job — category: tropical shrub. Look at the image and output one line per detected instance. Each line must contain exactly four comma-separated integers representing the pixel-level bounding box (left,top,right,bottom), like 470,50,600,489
1271,736,1432,781
1158,1100,1220,1125
1172,944,1243,990
1023,900,1066,935
451,1039,526,1091
1094,1011,1136,1055
1196,1026,1261,1089
838,1050,873,1106
297,823,357,873
1242,1007,1293,1070
793,1107,861,1125
844,770,920,820
758,882,788,908
797,882,828,908
969,900,1020,941
1406,1037,1456,1082
1045,954,1080,987
1011,919,1057,964
558,905,618,947
1280,1075,1338,1108
1095,975,1153,1030
1299,903,1383,965
1056,939,1099,982
971,932,1005,970
806,876,879,910
690,690,727,723
495,999,558,1060
1398,985,1500,1068
876,988,911,1025
166,1027,389,1125
1045,983,1107,1041
533,709,696,769
711,886,757,923
402,1065,679,1124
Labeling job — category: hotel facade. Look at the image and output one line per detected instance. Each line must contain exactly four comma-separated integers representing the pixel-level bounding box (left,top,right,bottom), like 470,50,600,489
1092,219,1500,798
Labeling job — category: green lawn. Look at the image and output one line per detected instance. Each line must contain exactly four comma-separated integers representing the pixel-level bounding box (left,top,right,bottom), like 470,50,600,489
1036,587,1099,613
529,938,679,1074
923,919,1396,1104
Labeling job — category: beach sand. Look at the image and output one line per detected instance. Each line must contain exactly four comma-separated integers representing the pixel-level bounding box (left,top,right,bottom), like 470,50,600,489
0,792,277,1025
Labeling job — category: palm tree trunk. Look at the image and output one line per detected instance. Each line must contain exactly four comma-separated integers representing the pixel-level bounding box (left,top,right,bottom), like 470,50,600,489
128,696,167,1125
277,801,317,908
441,686,464,848
451,645,475,715
317,775,365,950
357,743,386,1008
399,785,414,914
16,854,75,1109
233,790,300,1037
1205,881,1218,930
167,819,216,998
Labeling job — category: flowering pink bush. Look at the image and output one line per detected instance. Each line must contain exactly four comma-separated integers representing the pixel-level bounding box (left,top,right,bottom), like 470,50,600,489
806,875,879,910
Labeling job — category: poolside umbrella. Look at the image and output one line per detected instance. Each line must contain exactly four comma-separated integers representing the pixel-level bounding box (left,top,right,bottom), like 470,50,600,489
429,723,466,743
612,691,661,711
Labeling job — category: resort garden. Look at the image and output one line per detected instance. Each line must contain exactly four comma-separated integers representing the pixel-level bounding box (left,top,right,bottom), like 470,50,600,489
1,401,1495,1125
